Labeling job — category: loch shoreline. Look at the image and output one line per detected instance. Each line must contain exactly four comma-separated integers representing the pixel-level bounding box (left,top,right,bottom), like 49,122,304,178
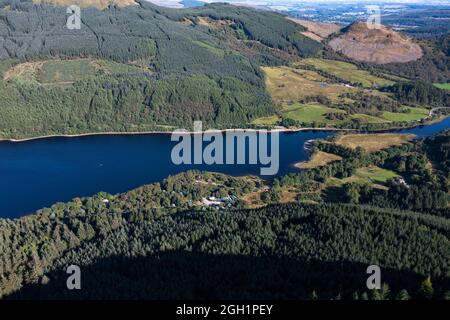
3,115,449,143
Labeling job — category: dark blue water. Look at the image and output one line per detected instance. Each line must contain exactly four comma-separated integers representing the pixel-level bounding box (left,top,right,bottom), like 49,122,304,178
1,116,449,218
395,116,450,139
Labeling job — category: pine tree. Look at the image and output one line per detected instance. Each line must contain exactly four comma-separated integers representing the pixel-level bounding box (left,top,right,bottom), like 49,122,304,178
371,283,390,300
419,276,434,299
395,289,410,300
309,291,318,300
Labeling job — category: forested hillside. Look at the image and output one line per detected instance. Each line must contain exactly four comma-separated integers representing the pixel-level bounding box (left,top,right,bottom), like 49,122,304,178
0,0,447,138
383,81,450,108
0,1,321,62
0,0,324,138
276,130,450,214
1,198,449,299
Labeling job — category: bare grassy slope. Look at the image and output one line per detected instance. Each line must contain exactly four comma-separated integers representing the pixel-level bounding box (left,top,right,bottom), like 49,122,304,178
335,133,414,152
328,21,423,64
287,17,340,42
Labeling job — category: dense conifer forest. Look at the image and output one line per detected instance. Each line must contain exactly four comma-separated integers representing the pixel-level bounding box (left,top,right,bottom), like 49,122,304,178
3,202,450,300
1,131,449,299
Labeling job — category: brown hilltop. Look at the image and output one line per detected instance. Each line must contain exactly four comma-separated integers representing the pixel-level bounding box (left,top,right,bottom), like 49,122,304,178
287,17,340,42
328,21,423,64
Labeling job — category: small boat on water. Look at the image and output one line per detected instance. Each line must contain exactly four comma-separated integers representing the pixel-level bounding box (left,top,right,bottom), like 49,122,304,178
303,139,315,152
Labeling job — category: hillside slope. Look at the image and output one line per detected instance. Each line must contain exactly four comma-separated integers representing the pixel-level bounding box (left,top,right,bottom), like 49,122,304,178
0,1,322,139
287,17,340,42
32,0,137,9
1,196,449,299
328,21,423,64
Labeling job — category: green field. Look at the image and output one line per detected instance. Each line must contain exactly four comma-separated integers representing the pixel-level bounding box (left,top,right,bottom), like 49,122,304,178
256,103,429,128
354,166,400,183
252,115,281,125
278,103,428,127
327,165,399,188
299,58,394,88
350,113,388,124
382,107,429,122
281,103,346,124
434,83,450,91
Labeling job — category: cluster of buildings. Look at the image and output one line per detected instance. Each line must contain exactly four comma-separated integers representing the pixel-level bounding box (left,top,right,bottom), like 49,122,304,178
202,195,238,208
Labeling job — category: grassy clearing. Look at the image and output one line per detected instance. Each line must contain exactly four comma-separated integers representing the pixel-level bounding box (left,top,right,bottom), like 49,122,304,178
280,103,415,126
282,103,346,124
350,113,388,123
241,190,265,209
252,115,281,125
334,133,413,152
3,61,43,85
39,59,97,84
262,66,354,103
278,189,299,203
194,41,226,58
297,151,342,169
93,59,149,74
354,166,400,183
299,58,394,88
434,83,450,90
434,83,450,91
382,106,429,122
327,165,399,188
4,59,148,86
